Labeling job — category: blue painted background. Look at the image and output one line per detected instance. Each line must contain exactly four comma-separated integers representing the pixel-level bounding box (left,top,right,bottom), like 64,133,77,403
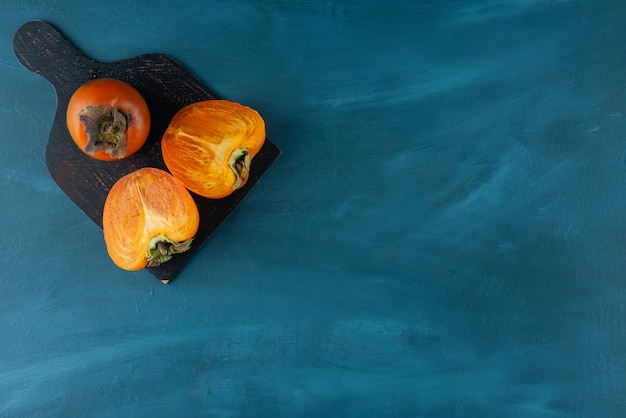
1,1,625,416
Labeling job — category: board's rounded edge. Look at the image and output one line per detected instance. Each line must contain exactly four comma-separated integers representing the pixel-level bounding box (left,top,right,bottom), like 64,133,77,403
14,20,99,89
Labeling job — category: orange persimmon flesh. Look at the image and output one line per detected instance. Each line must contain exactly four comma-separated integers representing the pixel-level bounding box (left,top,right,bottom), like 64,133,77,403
103,167,200,271
161,100,266,199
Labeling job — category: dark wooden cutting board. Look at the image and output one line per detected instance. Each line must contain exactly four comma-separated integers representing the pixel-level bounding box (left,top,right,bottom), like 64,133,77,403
13,20,281,283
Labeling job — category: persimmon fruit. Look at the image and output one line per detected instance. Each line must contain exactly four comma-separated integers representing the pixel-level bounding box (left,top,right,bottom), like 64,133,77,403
161,100,266,199
102,167,200,271
66,78,150,161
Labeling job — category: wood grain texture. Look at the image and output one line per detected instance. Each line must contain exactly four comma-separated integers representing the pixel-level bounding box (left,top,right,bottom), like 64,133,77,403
12,20,281,283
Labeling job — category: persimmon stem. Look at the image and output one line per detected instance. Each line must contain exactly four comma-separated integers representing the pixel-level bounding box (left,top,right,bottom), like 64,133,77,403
229,148,251,191
79,105,128,159
157,242,169,255
146,235,193,267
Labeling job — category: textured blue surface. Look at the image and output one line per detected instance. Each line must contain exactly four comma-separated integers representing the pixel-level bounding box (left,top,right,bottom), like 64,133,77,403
2,1,626,416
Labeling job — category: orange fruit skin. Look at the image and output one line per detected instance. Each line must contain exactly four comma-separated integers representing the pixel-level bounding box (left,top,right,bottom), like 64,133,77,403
66,78,151,161
161,100,266,199
103,167,200,271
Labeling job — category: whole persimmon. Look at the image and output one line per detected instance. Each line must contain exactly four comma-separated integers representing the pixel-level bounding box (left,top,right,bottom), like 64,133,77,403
161,100,266,199
66,78,150,161
103,167,200,271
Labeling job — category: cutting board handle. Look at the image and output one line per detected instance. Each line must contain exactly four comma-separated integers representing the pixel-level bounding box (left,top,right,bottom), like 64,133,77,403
13,20,98,91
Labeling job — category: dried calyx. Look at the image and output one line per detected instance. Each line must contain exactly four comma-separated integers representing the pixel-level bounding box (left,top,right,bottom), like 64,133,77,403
79,105,128,158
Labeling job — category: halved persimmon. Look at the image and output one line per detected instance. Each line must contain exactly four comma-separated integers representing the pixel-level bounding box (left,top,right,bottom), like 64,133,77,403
103,167,200,272
161,100,266,199
66,78,150,161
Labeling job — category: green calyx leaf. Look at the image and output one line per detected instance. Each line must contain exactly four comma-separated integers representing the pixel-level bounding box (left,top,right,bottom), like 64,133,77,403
228,148,251,191
145,234,194,268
